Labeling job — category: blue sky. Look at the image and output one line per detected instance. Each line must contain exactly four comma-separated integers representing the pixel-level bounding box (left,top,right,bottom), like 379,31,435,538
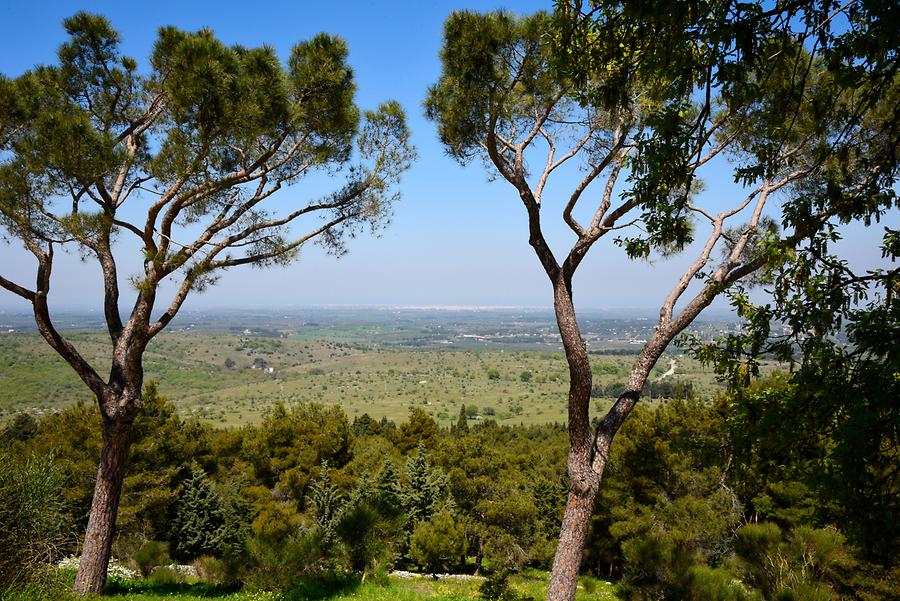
0,0,894,314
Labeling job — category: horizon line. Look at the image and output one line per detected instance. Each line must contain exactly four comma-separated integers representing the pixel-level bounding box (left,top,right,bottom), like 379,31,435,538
0,302,739,316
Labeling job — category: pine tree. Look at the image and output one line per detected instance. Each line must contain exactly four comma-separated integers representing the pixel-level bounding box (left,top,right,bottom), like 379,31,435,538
402,444,450,526
375,461,405,513
170,463,226,562
454,405,469,436
335,467,407,578
0,13,414,593
309,461,344,543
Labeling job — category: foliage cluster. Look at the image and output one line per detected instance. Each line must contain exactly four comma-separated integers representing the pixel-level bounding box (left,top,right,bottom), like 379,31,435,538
3,363,898,600
582,386,898,600
0,450,70,591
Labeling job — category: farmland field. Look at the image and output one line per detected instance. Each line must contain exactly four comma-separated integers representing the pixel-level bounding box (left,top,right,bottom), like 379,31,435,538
0,307,754,427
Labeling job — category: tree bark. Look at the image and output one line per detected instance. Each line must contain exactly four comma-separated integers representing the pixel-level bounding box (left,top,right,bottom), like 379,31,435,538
474,538,484,576
73,411,135,595
546,483,599,601
545,275,676,601
546,277,602,601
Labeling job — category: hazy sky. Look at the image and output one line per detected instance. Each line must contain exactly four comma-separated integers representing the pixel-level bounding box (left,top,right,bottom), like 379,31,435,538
0,0,895,314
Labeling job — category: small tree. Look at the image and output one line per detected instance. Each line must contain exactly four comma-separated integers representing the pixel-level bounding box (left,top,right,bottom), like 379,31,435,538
426,5,896,600
0,413,39,444
169,463,226,562
409,510,468,576
453,404,469,435
0,14,413,594
308,461,345,544
335,468,407,580
375,460,405,509
402,444,451,527
396,408,439,453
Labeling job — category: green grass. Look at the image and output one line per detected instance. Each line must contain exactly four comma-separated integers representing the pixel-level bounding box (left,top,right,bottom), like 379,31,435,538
100,572,619,601
4,570,623,601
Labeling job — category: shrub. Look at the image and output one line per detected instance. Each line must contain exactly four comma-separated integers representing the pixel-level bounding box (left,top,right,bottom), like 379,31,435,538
687,565,761,601
282,573,359,600
0,452,70,589
408,510,467,575
244,529,327,591
148,566,183,586
591,364,619,376
1,568,74,601
192,555,227,584
733,523,855,600
0,412,38,444
336,495,403,579
133,540,171,578
482,531,528,573
620,536,696,600
479,569,519,600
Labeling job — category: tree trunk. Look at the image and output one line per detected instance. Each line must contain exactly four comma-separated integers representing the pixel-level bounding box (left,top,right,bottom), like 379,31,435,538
546,479,599,601
545,277,602,601
544,273,673,601
73,413,134,594
474,538,484,576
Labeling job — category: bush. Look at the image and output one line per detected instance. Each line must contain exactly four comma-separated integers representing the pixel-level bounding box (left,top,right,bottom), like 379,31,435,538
335,497,403,579
591,364,619,376
482,531,528,573
842,563,900,601
148,566,183,586
133,540,171,577
1,568,75,601
620,536,697,600
170,463,228,562
244,529,327,591
1,412,38,444
733,523,854,600
687,566,761,601
0,452,70,590
192,555,227,584
408,510,467,575
479,569,520,600
283,573,359,600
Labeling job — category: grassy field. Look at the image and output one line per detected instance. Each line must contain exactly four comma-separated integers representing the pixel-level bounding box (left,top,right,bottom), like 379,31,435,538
14,571,622,601
0,330,732,428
